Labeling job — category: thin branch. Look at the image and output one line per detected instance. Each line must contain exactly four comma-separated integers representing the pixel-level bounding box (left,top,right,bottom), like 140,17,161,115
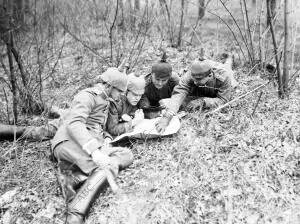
109,0,119,63
218,0,253,64
60,22,108,65
242,0,255,61
3,87,11,124
251,91,263,116
205,81,270,116
207,10,247,61
267,0,283,98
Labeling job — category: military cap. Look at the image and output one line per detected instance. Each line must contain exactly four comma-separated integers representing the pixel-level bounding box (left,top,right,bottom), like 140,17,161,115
127,73,146,95
191,60,212,78
101,67,128,92
151,52,172,79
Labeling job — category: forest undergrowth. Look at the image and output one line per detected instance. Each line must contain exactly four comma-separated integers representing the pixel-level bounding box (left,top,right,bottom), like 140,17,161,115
1,29,300,224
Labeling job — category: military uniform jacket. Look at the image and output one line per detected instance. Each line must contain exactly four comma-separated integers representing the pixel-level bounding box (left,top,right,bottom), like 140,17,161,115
51,84,112,151
139,73,180,108
168,66,238,113
106,95,138,136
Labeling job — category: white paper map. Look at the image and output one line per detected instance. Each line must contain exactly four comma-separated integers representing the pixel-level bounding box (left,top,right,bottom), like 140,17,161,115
111,116,181,143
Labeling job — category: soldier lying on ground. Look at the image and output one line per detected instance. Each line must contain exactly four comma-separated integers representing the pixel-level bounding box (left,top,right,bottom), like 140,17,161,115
107,72,146,136
0,73,146,141
0,116,61,141
139,53,180,118
51,67,134,224
156,55,238,133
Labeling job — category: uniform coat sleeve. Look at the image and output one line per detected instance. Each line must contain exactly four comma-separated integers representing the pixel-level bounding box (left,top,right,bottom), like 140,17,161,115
168,72,194,113
106,101,133,136
202,69,234,108
65,91,103,149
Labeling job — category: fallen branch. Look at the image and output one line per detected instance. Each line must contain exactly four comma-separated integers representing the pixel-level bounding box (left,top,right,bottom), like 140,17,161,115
205,81,270,116
251,91,263,116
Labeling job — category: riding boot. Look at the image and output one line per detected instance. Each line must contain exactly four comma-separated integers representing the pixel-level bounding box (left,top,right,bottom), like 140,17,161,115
58,169,88,203
66,168,117,224
58,161,88,202
0,124,25,140
22,123,58,141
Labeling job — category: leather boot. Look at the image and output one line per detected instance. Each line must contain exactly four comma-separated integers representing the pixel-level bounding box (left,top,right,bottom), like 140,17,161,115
66,168,117,224
22,124,58,141
58,169,88,203
0,124,25,140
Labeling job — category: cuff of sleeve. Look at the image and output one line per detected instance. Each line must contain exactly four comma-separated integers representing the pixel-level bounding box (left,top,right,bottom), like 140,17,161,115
103,132,113,140
162,109,176,118
82,138,102,155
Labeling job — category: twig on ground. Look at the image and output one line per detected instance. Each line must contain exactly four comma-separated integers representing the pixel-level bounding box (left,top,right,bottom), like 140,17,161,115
205,81,270,116
251,91,263,117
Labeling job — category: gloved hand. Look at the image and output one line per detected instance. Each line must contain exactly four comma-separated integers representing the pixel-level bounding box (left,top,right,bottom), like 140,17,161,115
186,98,205,112
91,149,119,175
132,109,144,127
159,98,171,109
121,114,132,122
102,137,112,150
155,116,172,134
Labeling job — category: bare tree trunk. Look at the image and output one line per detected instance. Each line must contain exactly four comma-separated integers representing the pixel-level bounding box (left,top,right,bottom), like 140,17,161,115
6,1,18,123
267,0,276,27
135,0,140,11
267,0,283,98
159,0,174,44
282,0,289,93
14,0,25,23
177,0,185,47
198,0,205,20
7,35,18,124
242,0,255,63
128,0,135,30
118,0,124,29
109,0,119,64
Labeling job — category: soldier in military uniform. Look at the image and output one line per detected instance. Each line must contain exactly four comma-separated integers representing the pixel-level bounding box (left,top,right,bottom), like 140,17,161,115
107,73,146,136
139,54,180,118
51,67,133,224
156,58,238,133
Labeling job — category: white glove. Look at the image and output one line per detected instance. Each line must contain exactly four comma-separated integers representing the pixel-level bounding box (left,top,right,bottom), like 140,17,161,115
132,109,144,127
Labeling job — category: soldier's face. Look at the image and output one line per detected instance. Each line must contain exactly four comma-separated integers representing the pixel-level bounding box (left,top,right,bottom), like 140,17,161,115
192,72,212,86
152,74,169,89
127,91,143,106
110,87,125,102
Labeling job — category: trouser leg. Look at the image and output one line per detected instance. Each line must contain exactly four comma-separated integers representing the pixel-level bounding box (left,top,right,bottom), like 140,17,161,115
54,141,98,175
0,124,25,140
22,119,60,141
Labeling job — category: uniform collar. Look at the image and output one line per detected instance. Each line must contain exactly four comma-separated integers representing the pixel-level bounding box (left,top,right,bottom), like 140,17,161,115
95,83,113,101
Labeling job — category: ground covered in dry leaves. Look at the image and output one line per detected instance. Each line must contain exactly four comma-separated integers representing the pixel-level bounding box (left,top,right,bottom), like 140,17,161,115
1,40,300,224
